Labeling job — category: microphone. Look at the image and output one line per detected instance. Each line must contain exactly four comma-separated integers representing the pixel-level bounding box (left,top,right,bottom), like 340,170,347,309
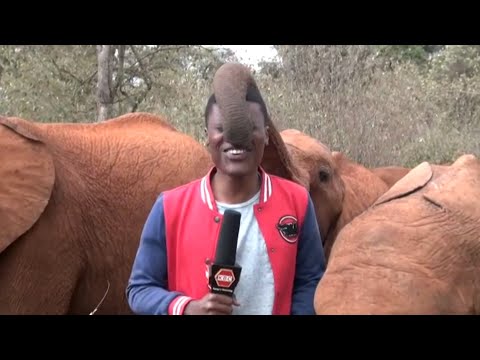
207,209,242,297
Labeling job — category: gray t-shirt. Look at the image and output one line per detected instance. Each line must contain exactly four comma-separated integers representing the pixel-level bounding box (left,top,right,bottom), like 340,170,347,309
216,191,275,315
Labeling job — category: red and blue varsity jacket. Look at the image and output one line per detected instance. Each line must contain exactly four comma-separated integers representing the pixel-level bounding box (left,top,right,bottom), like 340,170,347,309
126,166,326,315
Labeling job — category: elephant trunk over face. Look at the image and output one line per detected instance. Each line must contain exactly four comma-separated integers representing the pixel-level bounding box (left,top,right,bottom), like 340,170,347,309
213,63,256,147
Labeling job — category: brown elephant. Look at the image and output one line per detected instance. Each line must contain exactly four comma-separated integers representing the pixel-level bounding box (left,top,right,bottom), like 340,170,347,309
0,102,321,313
326,151,390,258
313,154,480,314
371,162,452,189
371,166,411,188
0,112,215,314
279,130,389,261
0,61,319,314
0,63,386,314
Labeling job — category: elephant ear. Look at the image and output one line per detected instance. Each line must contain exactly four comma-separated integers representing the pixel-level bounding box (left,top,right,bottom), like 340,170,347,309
373,161,433,206
0,117,55,253
261,120,308,188
422,154,480,220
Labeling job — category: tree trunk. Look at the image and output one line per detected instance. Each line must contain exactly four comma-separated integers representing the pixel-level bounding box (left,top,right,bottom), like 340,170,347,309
96,45,113,121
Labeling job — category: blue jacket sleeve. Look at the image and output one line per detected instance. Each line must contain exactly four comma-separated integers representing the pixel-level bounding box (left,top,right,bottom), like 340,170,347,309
291,194,326,315
126,193,184,315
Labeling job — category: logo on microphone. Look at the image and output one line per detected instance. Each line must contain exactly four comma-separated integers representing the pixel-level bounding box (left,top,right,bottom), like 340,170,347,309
277,215,299,243
214,268,236,288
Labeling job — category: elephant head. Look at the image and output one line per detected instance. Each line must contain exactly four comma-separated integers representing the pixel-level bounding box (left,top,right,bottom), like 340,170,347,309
279,130,389,259
279,129,345,243
314,154,480,314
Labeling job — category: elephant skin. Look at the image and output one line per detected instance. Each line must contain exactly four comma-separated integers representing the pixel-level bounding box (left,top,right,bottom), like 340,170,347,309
0,109,326,314
325,151,390,259
279,130,389,261
313,154,480,314
371,163,451,189
0,112,214,315
371,166,411,189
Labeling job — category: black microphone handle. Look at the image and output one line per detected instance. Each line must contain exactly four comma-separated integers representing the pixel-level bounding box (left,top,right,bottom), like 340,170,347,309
214,209,241,266
208,209,242,297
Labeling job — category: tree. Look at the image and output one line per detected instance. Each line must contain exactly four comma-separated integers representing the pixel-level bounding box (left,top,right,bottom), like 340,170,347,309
96,45,114,121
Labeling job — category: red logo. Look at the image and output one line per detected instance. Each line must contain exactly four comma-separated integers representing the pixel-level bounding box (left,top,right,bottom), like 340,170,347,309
214,268,235,288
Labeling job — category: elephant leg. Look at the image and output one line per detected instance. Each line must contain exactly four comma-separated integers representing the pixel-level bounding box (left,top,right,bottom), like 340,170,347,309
0,232,84,315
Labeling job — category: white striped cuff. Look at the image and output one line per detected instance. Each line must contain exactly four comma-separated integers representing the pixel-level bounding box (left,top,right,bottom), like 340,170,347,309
168,295,193,315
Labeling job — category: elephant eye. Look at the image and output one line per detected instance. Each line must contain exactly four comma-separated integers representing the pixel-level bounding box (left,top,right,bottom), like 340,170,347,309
318,169,330,182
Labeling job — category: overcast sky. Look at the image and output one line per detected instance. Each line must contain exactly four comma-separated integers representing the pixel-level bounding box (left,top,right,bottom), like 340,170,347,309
222,45,278,64
204,45,279,68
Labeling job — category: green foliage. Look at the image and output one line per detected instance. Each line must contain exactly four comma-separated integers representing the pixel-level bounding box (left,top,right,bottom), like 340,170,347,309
0,45,98,122
0,45,236,125
428,45,480,80
274,45,376,93
133,45,238,139
261,45,478,167
0,44,478,169
373,45,432,66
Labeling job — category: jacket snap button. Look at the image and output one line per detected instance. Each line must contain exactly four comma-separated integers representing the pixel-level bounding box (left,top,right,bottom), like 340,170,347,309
270,248,275,253
214,216,220,223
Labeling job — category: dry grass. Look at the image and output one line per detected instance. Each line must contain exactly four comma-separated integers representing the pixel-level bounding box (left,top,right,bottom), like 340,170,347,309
1,45,477,168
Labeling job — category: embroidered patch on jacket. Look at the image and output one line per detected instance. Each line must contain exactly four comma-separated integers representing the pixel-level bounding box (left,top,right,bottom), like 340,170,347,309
276,215,299,243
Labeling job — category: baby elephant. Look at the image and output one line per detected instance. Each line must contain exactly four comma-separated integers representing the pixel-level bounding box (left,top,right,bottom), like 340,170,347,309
314,154,480,315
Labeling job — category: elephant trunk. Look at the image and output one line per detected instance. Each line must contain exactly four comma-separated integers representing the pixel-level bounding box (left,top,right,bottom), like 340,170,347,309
213,63,255,147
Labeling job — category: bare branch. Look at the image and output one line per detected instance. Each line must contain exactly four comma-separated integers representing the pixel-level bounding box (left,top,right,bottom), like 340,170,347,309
48,56,83,83
119,86,137,111
127,45,189,68
43,50,97,88
127,45,154,112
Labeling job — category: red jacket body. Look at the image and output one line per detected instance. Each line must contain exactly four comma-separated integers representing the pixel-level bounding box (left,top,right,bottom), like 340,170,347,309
126,167,326,315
